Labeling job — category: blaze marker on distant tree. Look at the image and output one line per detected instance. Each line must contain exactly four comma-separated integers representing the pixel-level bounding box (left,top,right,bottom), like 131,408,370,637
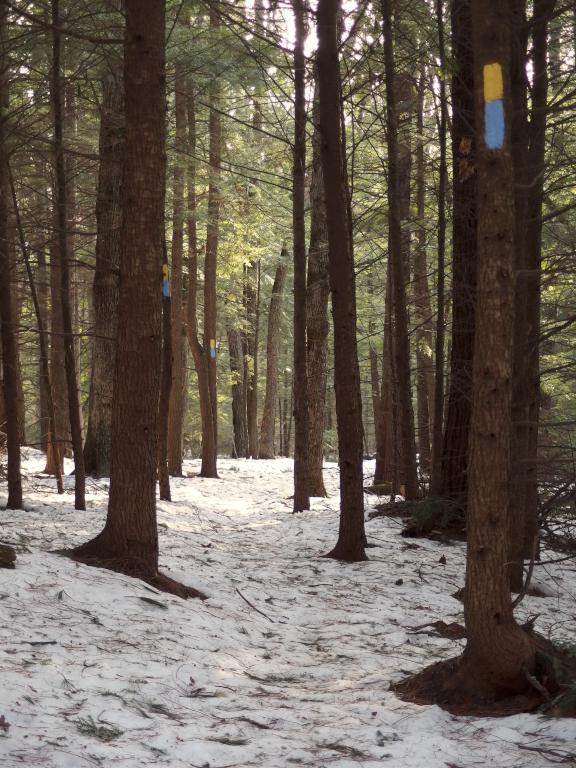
483,63,504,150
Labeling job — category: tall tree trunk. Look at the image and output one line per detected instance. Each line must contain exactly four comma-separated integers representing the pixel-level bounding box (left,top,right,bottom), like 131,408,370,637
374,268,395,486
317,0,366,561
227,326,247,458
167,62,187,476
0,1,22,508
413,73,434,477
185,79,217,478
508,0,555,589
381,0,419,500
84,62,123,477
9,164,63,494
204,8,221,466
439,0,477,507
306,80,330,497
51,0,85,510
259,258,287,458
461,0,535,694
37,247,49,453
72,0,166,569
246,260,260,458
158,249,172,501
430,0,448,494
292,0,310,512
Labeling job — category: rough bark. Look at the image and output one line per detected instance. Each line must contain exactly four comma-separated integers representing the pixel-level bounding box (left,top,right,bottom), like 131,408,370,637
84,62,123,478
306,81,330,497
317,0,366,561
430,0,448,494
185,78,217,478
51,0,85,510
158,249,172,502
381,0,419,500
245,261,260,459
439,0,477,505
227,326,247,458
72,0,166,568
0,0,22,508
167,62,187,476
292,0,310,512
259,259,287,459
461,0,535,694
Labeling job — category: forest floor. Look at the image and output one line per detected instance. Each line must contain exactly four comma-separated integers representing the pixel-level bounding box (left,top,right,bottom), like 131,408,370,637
0,451,575,768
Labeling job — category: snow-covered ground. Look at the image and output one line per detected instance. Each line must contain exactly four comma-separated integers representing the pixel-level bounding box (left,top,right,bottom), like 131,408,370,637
0,450,575,768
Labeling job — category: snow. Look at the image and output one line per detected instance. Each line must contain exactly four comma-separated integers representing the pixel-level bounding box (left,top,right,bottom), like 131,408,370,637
0,450,575,768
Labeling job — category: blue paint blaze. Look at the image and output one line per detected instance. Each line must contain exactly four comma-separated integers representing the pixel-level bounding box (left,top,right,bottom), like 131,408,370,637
484,99,504,150
210,347,216,359
163,280,171,298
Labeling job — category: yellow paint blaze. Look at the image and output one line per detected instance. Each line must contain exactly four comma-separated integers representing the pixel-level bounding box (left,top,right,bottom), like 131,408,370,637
483,63,503,102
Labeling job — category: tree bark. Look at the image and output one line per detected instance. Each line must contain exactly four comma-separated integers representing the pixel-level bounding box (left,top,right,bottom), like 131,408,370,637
72,0,166,568
227,326,247,458
51,0,85,511
84,61,123,478
306,80,330,497
259,258,287,459
317,0,366,561
158,249,172,502
245,260,260,459
0,0,22,509
439,0,477,506
381,0,419,500
292,0,310,512
461,0,535,694
167,61,187,476
185,78,217,478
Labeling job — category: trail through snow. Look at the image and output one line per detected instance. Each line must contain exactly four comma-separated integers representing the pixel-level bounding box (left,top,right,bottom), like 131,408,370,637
0,451,575,767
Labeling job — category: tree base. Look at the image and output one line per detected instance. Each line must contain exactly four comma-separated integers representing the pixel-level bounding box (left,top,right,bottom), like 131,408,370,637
393,632,576,717
323,542,368,563
63,544,205,600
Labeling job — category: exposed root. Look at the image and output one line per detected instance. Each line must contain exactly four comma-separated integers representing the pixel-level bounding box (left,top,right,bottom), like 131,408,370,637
63,550,206,600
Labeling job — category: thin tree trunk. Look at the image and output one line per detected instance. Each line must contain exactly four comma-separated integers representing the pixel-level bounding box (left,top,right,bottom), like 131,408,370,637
306,79,330,497
185,78,217,478
430,0,448,493
259,258,287,458
9,165,63,494
158,249,172,501
317,0,366,561
227,326,247,458
439,0,477,508
414,73,434,478
204,8,221,464
84,62,123,478
0,1,22,508
381,0,419,500
246,260,260,458
167,61,187,476
51,0,85,510
374,267,395,486
72,0,166,569
292,0,310,512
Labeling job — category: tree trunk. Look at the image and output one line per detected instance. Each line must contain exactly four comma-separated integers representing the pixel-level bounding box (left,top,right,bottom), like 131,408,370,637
204,8,221,466
461,0,535,694
72,0,166,569
439,0,477,507
227,326,247,458
381,0,419,500
185,78,217,478
317,0,366,561
245,260,260,459
413,73,434,478
259,258,287,458
158,250,172,502
84,62,123,478
0,0,22,508
292,0,310,512
374,268,395,486
306,80,330,497
51,0,85,511
167,61,187,477
430,0,448,494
